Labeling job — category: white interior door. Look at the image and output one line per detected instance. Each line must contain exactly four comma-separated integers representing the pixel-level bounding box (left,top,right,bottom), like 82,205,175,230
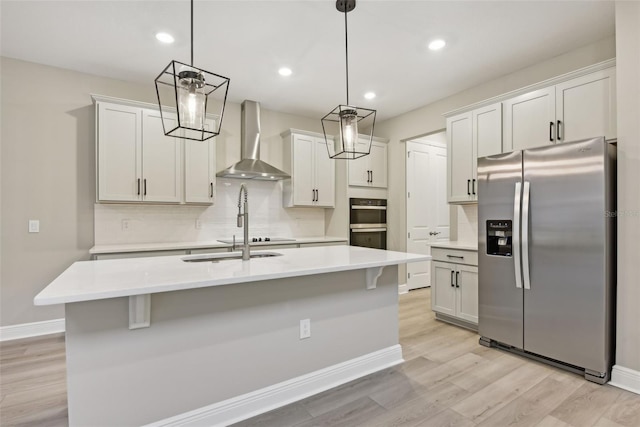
406,137,450,290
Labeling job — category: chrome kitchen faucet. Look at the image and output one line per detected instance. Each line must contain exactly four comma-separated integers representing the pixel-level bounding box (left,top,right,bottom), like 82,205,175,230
237,184,250,260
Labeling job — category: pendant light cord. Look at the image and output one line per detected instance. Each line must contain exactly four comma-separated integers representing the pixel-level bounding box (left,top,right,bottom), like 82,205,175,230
344,6,349,106
190,0,194,66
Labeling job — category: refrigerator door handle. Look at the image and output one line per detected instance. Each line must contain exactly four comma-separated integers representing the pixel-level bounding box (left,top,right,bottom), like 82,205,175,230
514,182,523,289
522,181,531,290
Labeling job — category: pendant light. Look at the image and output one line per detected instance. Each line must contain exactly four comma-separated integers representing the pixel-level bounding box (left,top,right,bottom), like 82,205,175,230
321,0,376,159
154,0,230,141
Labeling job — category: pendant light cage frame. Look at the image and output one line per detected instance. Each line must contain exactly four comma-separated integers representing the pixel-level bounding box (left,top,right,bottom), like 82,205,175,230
321,0,377,160
321,105,376,159
155,60,230,141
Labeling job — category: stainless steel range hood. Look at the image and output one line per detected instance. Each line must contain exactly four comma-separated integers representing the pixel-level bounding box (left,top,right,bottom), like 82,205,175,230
217,100,290,180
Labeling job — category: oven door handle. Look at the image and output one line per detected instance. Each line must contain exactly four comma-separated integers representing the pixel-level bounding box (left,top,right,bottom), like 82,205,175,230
350,228,387,233
350,205,387,210
350,223,387,229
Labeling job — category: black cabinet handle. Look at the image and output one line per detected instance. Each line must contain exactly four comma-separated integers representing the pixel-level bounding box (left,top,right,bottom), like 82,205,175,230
137,178,140,196
210,182,213,198
455,271,460,288
549,122,554,142
451,271,455,287
472,179,476,195
312,189,315,202
143,179,147,196
557,120,562,140
467,179,471,195
315,189,318,202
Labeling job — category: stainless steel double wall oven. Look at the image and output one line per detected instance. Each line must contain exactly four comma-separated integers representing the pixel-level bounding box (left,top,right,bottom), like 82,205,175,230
349,198,387,250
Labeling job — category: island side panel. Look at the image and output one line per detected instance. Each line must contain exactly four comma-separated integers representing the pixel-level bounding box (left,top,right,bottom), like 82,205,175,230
64,266,399,426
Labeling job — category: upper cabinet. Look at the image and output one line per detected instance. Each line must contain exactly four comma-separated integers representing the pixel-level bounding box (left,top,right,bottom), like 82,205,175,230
504,68,616,152
447,102,502,203
281,130,335,208
94,95,216,205
445,61,616,205
348,138,388,188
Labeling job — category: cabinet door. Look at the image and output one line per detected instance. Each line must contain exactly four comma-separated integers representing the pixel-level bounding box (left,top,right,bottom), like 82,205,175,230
504,87,556,153
314,138,335,207
555,68,616,142
292,134,315,206
97,103,142,201
142,110,182,203
348,137,370,187
456,265,478,324
474,102,503,158
431,261,457,316
369,142,388,188
447,112,473,203
184,120,215,204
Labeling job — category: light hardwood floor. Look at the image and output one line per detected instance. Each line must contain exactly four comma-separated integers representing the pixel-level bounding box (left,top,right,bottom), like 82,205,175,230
1,289,638,426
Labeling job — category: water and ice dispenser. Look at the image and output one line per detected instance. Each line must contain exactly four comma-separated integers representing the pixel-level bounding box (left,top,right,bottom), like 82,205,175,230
486,220,513,257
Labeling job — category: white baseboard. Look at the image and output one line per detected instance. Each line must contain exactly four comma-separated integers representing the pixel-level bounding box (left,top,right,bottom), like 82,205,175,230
610,365,640,395
0,318,65,342
146,344,404,427
398,284,409,295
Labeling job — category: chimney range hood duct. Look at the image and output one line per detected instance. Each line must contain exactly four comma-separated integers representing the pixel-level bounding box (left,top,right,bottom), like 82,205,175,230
217,100,290,180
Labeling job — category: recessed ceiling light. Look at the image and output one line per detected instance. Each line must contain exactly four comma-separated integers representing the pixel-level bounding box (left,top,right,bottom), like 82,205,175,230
278,67,292,77
364,92,376,100
428,39,446,51
155,32,175,44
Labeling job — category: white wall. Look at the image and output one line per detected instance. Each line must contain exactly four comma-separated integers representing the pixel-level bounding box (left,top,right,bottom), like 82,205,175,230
373,36,616,283
614,1,640,376
0,58,328,328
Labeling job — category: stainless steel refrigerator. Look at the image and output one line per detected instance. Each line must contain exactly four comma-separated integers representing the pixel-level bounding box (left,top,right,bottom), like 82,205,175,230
477,137,616,384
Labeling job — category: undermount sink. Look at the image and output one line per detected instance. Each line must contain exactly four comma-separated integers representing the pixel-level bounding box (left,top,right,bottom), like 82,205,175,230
182,252,283,263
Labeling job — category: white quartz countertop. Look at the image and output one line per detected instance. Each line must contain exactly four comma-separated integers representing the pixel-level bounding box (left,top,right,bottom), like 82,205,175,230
428,241,478,251
89,236,348,254
35,246,429,306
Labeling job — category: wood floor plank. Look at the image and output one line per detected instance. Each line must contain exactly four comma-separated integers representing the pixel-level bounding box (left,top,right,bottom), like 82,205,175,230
600,388,640,427
549,382,622,427
370,395,446,427
451,362,552,424
294,396,386,427
231,402,312,427
415,408,476,427
447,353,524,393
535,415,573,427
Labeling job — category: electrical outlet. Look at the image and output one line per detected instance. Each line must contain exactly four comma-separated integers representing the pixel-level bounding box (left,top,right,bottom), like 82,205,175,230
299,319,311,339
195,219,202,229
28,220,40,233
122,219,130,231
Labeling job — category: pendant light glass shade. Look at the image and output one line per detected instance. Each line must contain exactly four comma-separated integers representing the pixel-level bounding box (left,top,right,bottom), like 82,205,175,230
321,0,376,160
154,0,230,141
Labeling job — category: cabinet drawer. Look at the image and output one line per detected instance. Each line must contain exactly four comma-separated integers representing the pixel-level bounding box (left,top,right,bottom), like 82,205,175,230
431,248,478,266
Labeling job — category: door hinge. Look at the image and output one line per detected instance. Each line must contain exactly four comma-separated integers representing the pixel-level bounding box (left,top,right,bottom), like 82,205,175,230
408,191,410,198
408,272,411,279
408,151,411,158
408,232,411,239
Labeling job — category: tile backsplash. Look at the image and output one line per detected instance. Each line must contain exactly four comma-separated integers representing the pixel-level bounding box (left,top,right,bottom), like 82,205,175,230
94,179,325,245
457,204,478,244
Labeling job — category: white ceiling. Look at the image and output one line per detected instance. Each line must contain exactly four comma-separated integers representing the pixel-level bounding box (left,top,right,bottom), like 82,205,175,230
1,1,614,121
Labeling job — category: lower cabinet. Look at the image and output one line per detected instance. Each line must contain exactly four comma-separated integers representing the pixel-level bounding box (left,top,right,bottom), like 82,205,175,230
431,248,478,328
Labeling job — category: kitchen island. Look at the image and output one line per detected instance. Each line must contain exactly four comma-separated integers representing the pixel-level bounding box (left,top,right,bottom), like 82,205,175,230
35,246,429,426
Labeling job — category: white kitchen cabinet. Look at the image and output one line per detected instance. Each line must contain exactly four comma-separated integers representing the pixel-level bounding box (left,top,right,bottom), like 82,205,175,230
97,103,142,202
555,68,616,142
431,247,478,329
184,119,216,204
94,95,218,205
282,130,335,208
142,110,182,203
348,138,388,188
447,102,502,204
504,68,616,152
